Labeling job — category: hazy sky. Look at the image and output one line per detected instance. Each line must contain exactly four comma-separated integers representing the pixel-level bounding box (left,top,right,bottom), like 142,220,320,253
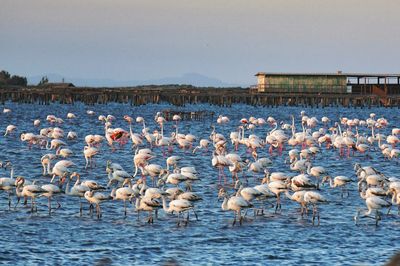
1,0,399,85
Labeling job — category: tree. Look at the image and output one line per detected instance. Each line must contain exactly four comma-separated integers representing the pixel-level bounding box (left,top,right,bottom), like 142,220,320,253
8,75,27,86
0,70,11,84
38,76,49,86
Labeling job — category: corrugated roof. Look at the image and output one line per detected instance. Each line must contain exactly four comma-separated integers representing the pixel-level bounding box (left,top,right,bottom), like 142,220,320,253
255,72,400,78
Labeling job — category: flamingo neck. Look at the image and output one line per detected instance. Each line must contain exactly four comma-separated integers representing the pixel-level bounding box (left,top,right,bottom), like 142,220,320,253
221,196,229,211
161,196,170,212
269,123,278,135
135,197,141,210
74,175,81,186
329,177,334,188
65,178,71,194
291,116,296,137
129,123,133,137
337,123,342,136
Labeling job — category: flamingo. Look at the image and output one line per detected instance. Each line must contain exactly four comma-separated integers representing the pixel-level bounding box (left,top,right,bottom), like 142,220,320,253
4,125,16,136
322,175,352,198
58,148,73,158
288,174,317,191
33,119,41,127
67,131,78,140
355,196,391,226
41,153,57,175
166,155,181,170
268,180,288,213
83,146,99,169
212,152,232,185
161,195,197,226
41,179,64,214
84,190,112,219
111,178,135,217
135,196,161,223
15,177,44,213
304,191,328,225
218,188,252,226
285,190,308,217
67,113,76,119
306,163,329,188
124,115,143,149
0,164,15,209
65,173,90,216
49,160,75,182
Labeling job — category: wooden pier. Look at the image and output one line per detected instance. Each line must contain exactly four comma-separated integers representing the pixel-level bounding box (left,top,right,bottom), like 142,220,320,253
0,85,399,107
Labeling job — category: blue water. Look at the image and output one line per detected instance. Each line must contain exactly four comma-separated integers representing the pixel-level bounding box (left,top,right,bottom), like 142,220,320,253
0,102,399,265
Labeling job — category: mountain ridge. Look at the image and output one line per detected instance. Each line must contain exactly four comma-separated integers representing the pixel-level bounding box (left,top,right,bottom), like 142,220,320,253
28,72,244,87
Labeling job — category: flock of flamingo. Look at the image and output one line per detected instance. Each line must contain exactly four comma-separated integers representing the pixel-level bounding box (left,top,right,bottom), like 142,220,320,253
0,107,399,227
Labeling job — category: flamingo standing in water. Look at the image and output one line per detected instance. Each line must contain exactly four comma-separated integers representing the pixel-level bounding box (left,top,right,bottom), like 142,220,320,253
304,191,328,225
84,190,112,219
84,146,99,169
218,188,252,226
111,178,135,217
355,196,391,226
15,177,44,213
212,152,232,185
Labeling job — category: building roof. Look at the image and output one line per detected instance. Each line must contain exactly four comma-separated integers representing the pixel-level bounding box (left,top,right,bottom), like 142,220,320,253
41,82,75,88
255,72,400,78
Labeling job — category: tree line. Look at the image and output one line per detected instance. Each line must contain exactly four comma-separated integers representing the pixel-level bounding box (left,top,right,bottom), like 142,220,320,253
0,70,27,86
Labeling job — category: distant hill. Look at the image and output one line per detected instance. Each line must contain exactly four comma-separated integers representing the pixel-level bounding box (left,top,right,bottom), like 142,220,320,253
28,72,241,87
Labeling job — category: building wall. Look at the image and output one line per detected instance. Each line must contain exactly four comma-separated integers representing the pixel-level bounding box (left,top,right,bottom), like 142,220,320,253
257,75,347,93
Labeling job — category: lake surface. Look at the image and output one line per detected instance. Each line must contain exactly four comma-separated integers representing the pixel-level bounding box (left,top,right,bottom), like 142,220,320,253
0,102,399,265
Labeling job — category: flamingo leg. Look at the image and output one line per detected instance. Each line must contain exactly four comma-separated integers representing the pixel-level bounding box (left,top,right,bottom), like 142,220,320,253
48,197,52,215
239,210,243,225
300,204,304,218
79,198,83,216
177,212,181,227
184,211,189,226
275,194,281,213
56,198,61,209
89,204,93,216
97,204,101,219
8,192,11,211
312,205,319,225
14,197,20,210
192,208,198,221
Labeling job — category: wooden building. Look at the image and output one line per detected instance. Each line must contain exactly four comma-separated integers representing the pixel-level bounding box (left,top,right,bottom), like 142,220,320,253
254,72,400,95
40,82,75,89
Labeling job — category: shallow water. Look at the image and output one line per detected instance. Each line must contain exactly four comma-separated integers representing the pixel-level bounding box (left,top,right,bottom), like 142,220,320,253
0,102,399,265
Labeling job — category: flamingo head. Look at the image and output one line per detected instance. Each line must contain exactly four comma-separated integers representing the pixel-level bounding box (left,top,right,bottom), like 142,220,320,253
123,115,133,123
217,188,227,199
122,178,132,187
15,176,25,187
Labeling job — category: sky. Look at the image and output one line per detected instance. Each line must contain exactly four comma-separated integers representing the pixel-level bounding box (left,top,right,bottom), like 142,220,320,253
1,0,399,86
